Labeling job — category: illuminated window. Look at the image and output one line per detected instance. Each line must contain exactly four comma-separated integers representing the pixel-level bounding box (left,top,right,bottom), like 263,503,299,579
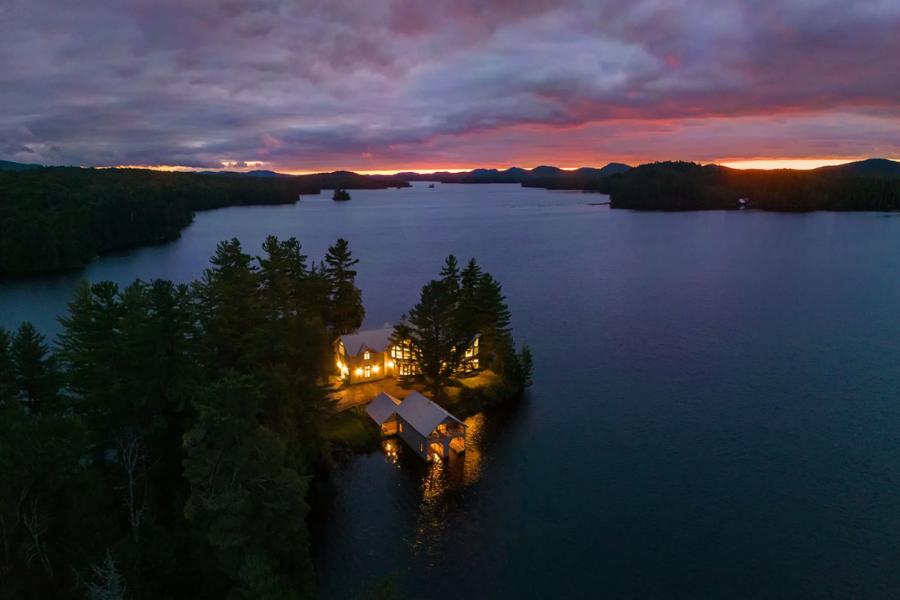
465,347,473,357
365,365,371,378
473,358,479,368
399,423,403,432
364,351,370,360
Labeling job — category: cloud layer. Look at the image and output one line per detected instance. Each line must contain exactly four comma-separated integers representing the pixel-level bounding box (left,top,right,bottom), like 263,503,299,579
1,0,899,171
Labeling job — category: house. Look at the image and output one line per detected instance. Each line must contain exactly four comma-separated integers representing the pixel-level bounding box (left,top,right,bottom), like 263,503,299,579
366,391,466,461
334,325,480,386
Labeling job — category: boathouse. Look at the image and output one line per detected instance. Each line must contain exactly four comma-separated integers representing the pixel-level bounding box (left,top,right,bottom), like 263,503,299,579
334,326,480,386
366,391,466,461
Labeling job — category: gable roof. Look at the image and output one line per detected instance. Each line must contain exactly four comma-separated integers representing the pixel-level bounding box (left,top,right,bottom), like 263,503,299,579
365,392,402,425
337,327,395,356
395,391,464,437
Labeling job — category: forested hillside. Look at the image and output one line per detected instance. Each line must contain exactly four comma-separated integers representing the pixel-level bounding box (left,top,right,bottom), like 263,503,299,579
0,167,408,277
609,161,900,211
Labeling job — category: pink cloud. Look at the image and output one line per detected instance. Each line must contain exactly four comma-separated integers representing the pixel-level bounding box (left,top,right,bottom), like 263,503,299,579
261,134,281,148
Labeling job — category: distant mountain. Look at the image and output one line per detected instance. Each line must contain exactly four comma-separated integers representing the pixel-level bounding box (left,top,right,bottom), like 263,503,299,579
389,163,633,189
245,169,293,178
200,168,409,189
0,160,42,171
575,163,632,177
530,166,563,177
816,158,900,175
199,169,293,178
298,170,410,190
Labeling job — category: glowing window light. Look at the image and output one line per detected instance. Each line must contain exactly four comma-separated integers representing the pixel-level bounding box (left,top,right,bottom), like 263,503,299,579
364,351,370,360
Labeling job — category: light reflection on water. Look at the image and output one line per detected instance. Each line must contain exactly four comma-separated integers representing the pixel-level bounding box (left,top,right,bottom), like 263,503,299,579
373,413,489,565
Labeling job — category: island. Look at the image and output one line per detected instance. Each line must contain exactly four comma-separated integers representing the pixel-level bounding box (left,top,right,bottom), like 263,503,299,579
332,188,351,201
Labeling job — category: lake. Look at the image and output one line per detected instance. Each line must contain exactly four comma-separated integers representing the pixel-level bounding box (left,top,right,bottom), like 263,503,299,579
3,183,900,599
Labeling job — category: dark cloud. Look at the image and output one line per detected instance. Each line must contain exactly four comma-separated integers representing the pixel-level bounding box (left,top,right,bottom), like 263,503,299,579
0,0,897,170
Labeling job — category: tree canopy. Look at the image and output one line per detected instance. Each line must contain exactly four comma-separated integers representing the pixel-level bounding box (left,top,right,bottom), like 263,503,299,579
394,255,530,399
0,234,367,599
609,161,900,211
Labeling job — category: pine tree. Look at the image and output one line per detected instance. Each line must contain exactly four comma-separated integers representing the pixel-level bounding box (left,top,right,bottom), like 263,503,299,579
192,238,261,372
460,258,482,297
440,254,461,296
324,239,365,335
0,326,16,404
472,273,511,360
392,279,472,400
183,372,315,600
57,281,126,434
11,322,59,414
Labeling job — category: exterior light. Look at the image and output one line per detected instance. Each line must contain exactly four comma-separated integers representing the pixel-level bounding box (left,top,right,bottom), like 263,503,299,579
387,361,394,367
373,365,379,373
355,368,362,375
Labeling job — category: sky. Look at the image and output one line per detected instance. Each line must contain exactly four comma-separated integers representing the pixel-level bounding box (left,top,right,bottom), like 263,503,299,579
1,0,899,174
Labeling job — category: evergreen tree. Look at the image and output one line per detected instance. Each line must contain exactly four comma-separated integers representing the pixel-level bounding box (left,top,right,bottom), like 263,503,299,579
472,273,512,360
440,254,461,296
183,372,315,600
192,239,261,373
0,326,16,404
324,239,365,335
460,258,482,295
457,258,483,339
393,279,473,400
11,322,59,414
0,404,96,599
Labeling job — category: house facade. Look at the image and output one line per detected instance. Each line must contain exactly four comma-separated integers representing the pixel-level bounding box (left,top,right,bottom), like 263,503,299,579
366,391,466,461
334,326,480,386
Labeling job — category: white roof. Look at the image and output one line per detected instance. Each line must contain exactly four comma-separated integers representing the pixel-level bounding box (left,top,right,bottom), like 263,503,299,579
395,391,464,437
338,327,395,356
365,392,402,425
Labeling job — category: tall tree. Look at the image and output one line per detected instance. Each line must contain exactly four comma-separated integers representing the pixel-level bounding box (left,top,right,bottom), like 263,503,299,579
324,239,364,335
11,322,59,414
472,273,512,359
192,239,261,373
440,254,461,296
460,258,483,298
0,326,16,404
393,279,473,400
183,373,315,600
57,281,124,421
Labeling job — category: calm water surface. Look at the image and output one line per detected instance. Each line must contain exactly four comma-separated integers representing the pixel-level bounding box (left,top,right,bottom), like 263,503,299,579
2,183,900,599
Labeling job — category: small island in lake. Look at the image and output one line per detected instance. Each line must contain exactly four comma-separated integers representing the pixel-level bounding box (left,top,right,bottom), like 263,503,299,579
333,188,351,201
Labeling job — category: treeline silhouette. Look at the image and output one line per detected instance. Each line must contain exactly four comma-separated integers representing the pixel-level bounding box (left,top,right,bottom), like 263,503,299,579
610,161,900,211
0,168,408,277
